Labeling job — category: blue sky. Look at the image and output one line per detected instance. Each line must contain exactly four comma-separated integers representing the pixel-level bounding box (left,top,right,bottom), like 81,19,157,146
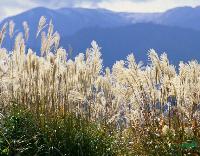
0,0,200,19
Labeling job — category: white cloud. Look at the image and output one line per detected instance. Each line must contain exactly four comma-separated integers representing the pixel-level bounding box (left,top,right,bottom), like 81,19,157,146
0,0,38,19
97,0,200,12
0,0,199,19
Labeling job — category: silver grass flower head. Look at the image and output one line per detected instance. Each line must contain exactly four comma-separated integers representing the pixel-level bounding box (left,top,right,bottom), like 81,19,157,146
47,19,54,38
37,16,46,37
184,127,194,137
23,21,29,41
162,125,170,135
127,53,137,69
41,31,47,56
0,22,8,47
56,48,67,63
9,20,15,38
52,31,60,51
0,48,9,74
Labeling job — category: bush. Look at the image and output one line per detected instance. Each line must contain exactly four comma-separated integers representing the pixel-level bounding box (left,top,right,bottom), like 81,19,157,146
0,104,117,156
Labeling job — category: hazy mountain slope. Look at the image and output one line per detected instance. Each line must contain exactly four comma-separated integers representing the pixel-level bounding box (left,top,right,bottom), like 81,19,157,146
155,6,200,30
2,6,200,37
0,7,129,51
0,7,128,36
124,6,200,31
63,23,200,67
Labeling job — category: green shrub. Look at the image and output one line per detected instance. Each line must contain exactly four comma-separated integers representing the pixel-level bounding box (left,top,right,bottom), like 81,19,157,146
0,105,117,156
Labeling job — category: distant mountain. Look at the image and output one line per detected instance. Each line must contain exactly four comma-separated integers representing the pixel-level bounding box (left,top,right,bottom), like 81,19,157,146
1,6,200,67
63,23,200,67
157,6,200,30
2,6,200,37
124,6,200,31
0,7,129,53
120,12,161,24
0,7,128,36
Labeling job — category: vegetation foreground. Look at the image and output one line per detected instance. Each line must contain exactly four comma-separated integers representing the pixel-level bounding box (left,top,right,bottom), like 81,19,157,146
0,17,200,155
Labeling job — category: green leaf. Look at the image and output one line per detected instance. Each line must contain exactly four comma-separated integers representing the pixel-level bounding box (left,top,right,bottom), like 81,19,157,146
181,140,198,149
2,148,9,154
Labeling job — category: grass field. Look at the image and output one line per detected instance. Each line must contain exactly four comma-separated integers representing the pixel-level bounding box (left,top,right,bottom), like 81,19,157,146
0,17,200,155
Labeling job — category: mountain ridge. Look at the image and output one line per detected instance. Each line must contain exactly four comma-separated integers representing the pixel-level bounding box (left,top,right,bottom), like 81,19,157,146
1,6,200,67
